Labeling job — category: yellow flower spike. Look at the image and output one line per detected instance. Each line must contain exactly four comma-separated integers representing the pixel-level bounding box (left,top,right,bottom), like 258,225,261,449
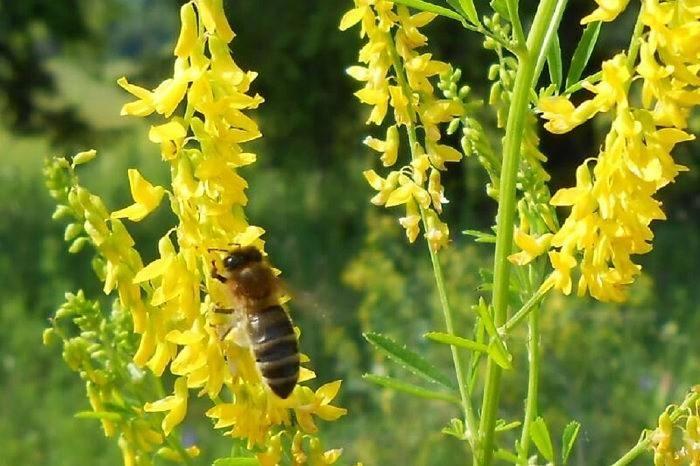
508,229,553,266
581,0,631,24
174,2,197,58
364,124,399,167
112,169,165,222
117,77,156,117
144,377,188,436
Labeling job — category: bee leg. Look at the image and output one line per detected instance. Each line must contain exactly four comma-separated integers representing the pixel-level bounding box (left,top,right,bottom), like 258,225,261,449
214,307,236,314
211,260,227,283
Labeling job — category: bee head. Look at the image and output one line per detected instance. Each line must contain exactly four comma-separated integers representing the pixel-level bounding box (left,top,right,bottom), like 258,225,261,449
223,246,263,271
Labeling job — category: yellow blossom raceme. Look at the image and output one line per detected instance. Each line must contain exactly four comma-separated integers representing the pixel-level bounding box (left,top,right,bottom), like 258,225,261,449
108,0,348,460
342,1,464,249
538,6,700,301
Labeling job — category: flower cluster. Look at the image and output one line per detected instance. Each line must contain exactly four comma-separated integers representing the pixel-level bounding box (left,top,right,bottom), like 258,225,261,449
650,389,700,466
47,1,346,464
534,0,698,302
340,0,464,250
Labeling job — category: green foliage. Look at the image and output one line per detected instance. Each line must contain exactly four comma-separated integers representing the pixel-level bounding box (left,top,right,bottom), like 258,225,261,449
565,21,602,90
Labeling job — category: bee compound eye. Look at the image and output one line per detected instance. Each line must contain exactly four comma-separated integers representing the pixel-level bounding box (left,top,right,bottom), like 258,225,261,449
223,254,240,270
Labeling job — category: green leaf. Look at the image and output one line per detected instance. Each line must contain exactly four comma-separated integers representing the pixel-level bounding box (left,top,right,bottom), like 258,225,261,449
425,331,489,353
473,298,512,369
364,332,455,388
561,421,581,464
530,417,555,463
490,0,509,18
547,32,562,90
495,419,521,432
442,418,467,439
363,374,461,404
463,229,496,243
392,0,465,22
487,340,512,369
494,449,520,464
212,458,260,466
565,21,602,90
446,0,480,25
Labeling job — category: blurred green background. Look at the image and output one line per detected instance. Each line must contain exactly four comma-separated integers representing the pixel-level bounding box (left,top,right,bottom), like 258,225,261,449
1,1,699,465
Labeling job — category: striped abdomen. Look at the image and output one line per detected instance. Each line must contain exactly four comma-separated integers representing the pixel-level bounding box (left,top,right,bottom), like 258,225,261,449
247,305,299,398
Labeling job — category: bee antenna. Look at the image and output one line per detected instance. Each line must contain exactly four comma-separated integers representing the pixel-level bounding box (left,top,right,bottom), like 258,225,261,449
207,247,230,253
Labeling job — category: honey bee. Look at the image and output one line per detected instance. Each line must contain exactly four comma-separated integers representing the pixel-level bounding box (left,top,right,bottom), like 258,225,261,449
211,246,299,399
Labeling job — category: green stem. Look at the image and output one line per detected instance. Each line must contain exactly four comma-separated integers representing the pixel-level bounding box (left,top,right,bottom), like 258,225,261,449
477,0,561,464
517,305,540,462
386,31,479,455
610,440,650,466
503,281,552,333
563,70,601,95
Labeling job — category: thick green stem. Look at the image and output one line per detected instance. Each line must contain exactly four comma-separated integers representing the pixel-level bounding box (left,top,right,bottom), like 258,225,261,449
386,32,479,454
477,0,561,464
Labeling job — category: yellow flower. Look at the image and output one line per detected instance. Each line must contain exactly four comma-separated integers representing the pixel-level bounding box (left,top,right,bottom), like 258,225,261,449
399,200,421,243
581,0,631,24
144,377,188,436
111,169,165,222
538,54,630,134
545,250,577,295
384,174,431,208
364,124,399,166
508,228,553,266
293,381,348,434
